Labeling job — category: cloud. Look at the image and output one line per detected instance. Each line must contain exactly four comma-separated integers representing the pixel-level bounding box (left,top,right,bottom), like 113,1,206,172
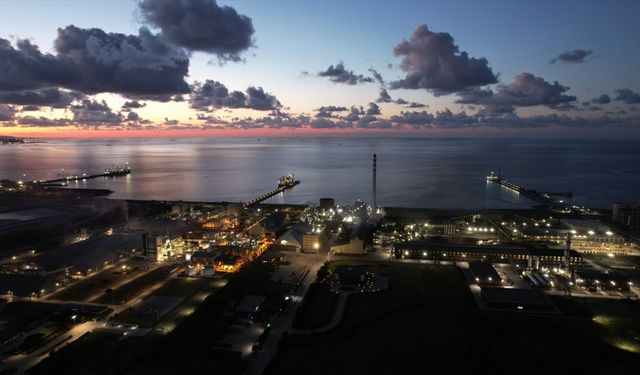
390,24,498,95
317,62,374,85
0,88,83,108
387,108,640,130
122,100,146,109
376,88,393,103
592,94,611,104
0,105,16,122
54,25,191,96
138,0,254,62
390,110,435,126
407,102,427,108
365,102,381,115
0,27,191,97
375,88,412,105
614,88,640,104
0,38,77,92
368,68,384,84
190,80,280,111
309,118,352,129
315,105,347,118
245,87,282,110
550,49,593,64
70,99,123,125
344,105,364,121
457,73,576,113
17,116,72,127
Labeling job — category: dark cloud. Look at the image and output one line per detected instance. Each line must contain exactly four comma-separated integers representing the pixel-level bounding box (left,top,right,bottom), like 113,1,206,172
317,62,374,85
190,80,281,111
386,109,640,130
70,99,123,125
390,110,435,125
309,118,351,129
394,98,408,105
390,24,498,95
376,88,393,103
315,105,347,118
0,105,16,122
457,73,576,113
344,105,364,121
0,88,83,108
125,111,140,122
365,102,381,116
138,0,254,62
407,102,427,108
54,25,191,96
122,100,146,109
0,26,190,97
614,88,640,104
592,94,611,104
0,38,77,92
17,116,71,127
245,87,281,110
20,105,40,112
368,68,384,84
164,118,179,125
550,49,593,64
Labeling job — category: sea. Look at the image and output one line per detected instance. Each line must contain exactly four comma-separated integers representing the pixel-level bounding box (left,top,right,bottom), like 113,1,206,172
1,137,639,209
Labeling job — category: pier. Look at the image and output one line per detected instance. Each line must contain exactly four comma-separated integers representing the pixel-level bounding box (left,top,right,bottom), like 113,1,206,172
38,165,131,185
486,172,571,207
244,180,300,207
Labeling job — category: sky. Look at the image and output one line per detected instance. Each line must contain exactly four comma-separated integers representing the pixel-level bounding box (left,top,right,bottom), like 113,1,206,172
1,0,640,138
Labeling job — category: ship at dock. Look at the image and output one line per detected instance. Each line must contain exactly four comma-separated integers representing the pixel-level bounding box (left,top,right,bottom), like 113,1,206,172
277,172,296,188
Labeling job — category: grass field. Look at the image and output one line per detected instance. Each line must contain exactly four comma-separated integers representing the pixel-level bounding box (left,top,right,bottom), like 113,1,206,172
46,266,142,302
151,277,209,298
92,266,172,304
26,332,149,375
271,261,475,374
0,301,60,334
270,260,640,375
292,283,338,330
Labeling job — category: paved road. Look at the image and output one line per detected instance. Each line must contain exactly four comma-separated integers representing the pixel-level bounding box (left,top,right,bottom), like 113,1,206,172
243,257,324,375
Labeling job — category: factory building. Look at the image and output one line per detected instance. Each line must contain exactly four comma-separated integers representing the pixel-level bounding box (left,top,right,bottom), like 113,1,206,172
394,243,583,267
276,223,326,253
186,251,217,276
331,237,365,255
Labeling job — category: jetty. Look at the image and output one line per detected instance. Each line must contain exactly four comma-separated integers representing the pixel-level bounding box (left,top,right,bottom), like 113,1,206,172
244,173,300,207
486,172,572,207
38,165,131,185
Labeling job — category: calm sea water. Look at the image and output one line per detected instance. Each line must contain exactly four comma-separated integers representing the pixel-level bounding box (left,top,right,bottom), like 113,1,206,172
1,137,639,209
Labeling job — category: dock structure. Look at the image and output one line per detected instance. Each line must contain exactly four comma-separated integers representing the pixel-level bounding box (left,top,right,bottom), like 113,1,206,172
244,180,300,207
38,165,131,185
486,172,570,207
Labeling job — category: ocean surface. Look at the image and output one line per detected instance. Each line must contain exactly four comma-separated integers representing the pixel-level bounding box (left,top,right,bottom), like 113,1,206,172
1,137,639,209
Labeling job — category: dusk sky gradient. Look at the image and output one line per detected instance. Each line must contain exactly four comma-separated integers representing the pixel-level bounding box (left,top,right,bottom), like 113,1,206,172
1,0,639,138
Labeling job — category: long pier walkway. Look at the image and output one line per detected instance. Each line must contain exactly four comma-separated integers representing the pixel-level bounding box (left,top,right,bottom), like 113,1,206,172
38,165,131,184
486,172,571,207
244,180,300,207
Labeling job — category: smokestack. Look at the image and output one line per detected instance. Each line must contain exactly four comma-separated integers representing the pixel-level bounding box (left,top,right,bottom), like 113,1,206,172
372,153,377,216
564,232,572,269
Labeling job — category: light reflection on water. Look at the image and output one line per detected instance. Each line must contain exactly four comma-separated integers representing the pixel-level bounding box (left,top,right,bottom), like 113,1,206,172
1,137,639,209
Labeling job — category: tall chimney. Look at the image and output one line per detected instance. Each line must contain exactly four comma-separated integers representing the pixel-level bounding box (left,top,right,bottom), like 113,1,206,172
372,153,377,216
